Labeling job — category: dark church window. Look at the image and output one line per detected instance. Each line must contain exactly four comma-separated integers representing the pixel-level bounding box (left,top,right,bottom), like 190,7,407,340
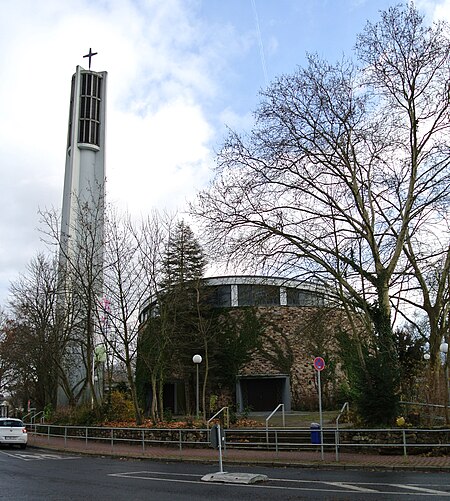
238,284,280,306
204,285,231,307
286,288,324,306
78,72,102,146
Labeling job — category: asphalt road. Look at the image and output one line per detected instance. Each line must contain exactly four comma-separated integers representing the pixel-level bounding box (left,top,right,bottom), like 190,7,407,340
0,447,450,500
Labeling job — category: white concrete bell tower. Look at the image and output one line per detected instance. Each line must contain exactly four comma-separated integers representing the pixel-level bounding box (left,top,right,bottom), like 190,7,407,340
61,50,107,256
58,49,107,407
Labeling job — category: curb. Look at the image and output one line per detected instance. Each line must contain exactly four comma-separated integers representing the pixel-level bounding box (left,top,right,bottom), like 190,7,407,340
27,442,450,473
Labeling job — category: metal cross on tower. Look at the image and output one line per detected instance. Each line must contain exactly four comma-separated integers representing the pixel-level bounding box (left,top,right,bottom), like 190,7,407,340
83,48,98,70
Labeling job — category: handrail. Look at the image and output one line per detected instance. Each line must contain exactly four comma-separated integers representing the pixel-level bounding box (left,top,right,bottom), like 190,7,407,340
31,411,45,424
266,403,285,427
336,402,349,429
400,401,449,409
335,401,349,461
22,408,36,422
265,403,285,447
207,407,229,429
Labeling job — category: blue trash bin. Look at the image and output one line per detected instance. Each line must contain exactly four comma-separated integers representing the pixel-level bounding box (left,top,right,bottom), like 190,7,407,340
310,422,321,444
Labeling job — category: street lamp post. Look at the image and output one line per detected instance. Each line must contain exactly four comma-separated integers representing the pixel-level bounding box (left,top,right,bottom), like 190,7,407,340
91,344,107,410
423,352,431,420
192,354,202,419
440,341,449,424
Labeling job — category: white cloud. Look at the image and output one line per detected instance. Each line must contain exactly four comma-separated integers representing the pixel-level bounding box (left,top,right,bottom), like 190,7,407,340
0,0,238,304
219,108,255,135
416,0,450,21
107,98,213,214
5,0,435,305
432,0,450,20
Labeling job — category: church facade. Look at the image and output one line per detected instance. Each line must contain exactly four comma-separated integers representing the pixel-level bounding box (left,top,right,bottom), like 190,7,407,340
138,275,347,415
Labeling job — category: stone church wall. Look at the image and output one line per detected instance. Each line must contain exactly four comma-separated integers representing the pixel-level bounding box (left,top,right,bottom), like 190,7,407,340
237,306,351,410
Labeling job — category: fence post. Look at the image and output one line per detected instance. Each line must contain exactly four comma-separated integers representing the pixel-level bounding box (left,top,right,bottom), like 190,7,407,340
111,429,114,451
142,429,145,452
402,429,407,457
275,429,278,456
335,429,340,462
85,427,88,447
179,429,182,452
64,426,67,448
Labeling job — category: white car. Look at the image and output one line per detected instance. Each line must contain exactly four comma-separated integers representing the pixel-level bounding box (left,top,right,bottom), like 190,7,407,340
0,418,27,449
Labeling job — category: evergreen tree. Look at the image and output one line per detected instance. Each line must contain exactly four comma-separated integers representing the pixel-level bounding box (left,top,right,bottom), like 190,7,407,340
161,220,206,289
156,221,208,416
159,221,207,357
137,221,207,418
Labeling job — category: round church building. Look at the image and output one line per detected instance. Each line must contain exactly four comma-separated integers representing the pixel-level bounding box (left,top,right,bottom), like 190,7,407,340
138,275,347,416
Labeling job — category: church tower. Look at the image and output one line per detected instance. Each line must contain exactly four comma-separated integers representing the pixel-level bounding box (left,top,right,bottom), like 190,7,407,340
58,50,107,407
61,51,107,252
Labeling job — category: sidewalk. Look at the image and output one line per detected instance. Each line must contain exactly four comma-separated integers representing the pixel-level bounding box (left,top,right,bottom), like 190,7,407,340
28,433,450,472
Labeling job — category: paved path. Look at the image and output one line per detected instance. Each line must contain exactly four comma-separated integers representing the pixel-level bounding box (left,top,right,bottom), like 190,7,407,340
28,433,450,472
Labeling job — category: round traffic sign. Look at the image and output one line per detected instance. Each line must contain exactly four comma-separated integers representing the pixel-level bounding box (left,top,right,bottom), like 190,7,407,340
313,356,325,371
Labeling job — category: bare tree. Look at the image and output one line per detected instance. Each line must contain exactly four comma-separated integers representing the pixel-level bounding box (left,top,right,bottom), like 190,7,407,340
0,309,28,407
192,4,450,423
8,254,65,409
393,249,450,363
134,212,178,422
99,209,150,425
355,4,450,368
40,189,105,409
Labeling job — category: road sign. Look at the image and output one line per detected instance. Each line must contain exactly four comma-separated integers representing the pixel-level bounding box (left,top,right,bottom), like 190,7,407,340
313,356,325,371
210,424,223,449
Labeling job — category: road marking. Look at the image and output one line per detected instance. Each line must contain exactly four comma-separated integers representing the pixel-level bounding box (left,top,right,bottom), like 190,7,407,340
0,450,79,461
392,483,450,495
111,470,202,478
108,471,450,496
324,481,379,493
278,477,450,495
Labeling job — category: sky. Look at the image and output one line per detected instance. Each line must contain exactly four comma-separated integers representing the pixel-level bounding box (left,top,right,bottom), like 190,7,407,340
0,0,449,306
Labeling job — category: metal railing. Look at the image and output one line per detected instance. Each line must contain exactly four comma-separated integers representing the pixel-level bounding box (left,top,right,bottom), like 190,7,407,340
336,402,349,428
23,410,45,431
28,424,210,452
31,411,45,426
335,402,349,461
26,423,450,461
22,409,36,422
207,407,230,429
265,404,285,448
332,427,450,458
400,401,449,425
